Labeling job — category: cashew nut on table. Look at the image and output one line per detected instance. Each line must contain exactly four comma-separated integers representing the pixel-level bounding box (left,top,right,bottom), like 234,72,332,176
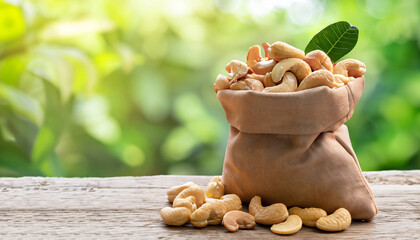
213,41,366,93
167,182,195,203
160,207,191,226
160,178,242,228
205,176,224,199
161,182,205,226
270,215,302,235
160,179,353,235
206,193,242,212
316,208,352,232
289,206,327,227
223,210,256,232
172,184,206,212
191,202,227,228
249,196,289,225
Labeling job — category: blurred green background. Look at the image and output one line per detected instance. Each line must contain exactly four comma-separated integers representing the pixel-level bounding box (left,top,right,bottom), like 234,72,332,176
0,0,419,177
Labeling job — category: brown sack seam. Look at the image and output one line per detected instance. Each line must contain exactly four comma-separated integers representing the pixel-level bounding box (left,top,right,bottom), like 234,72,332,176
221,126,246,198
319,87,353,134
334,131,378,219
343,85,378,219
318,81,377,219
319,77,363,134
345,82,356,121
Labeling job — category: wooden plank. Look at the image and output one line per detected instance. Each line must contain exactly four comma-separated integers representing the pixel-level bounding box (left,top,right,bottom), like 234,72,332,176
0,171,419,239
363,170,420,185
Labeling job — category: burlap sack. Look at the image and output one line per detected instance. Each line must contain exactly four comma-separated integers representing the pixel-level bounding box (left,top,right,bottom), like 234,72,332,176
217,77,378,220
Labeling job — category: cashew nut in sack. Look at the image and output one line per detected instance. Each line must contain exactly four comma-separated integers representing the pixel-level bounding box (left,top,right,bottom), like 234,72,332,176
297,70,343,91
264,41,306,61
263,72,298,93
304,50,333,72
271,58,312,83
333,59,366,78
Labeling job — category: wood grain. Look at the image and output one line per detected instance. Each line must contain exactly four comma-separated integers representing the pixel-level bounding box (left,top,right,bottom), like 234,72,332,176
0,170,419,239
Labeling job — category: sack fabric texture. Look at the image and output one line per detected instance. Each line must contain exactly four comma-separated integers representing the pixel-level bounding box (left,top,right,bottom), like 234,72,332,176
217,77,378,220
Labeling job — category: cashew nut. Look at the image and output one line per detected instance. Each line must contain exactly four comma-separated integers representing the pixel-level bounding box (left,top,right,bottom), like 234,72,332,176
296,70,343,91
251,60,277,75
245,73,265,82
190,202,227,228
271,58,312,83
249,196,288,225
254,203,288,225
262,42,270,58
304,50,333,72
270,215,302,235
248,195,261,216
266,41,305,61
213,74,231,93
334,75,343,84
263,72,276,87
334,74,355,84
244,78,264,92
205,176,224,199
223,210,256,232
225,60,248,83
316,208,352,232
246,45,263,68
263,72,297,93
230,80,250,90
289,207,327,227
206,194,242,212
246,45,277,75
333,59,366,78
160,207,191,226
173,184,205,212
167,182,195,203
220,194,242,211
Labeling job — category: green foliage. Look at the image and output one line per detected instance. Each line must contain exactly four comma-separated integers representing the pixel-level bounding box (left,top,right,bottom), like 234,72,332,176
0,2,25,41
305,21,358,62
0,0,419,176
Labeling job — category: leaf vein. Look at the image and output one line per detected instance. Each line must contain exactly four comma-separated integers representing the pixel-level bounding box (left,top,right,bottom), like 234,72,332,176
326,29,351,55
322,31,333,45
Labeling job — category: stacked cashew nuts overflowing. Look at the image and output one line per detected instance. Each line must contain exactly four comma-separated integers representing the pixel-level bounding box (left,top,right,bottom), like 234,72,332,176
161,176,250,230
213,41,366,93
161,176,352,235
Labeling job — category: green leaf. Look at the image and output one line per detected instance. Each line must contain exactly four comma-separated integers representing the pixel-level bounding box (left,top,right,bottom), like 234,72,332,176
0,107,39,157
0,139,42,176
305,21,359,62
0,83,43,126
27,72,73,176
0,83,42,155
31,126,55,164
0,2,26,42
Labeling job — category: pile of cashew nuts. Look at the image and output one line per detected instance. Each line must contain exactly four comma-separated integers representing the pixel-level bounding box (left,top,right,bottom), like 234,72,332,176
213,41,366,93
160,176,352,235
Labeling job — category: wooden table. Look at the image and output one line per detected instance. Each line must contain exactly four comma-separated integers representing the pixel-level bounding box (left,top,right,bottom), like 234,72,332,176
0,170,419,239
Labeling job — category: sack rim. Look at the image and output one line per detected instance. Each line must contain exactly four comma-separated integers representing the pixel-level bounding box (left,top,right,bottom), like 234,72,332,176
217,77,365,135
217,76,364,98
